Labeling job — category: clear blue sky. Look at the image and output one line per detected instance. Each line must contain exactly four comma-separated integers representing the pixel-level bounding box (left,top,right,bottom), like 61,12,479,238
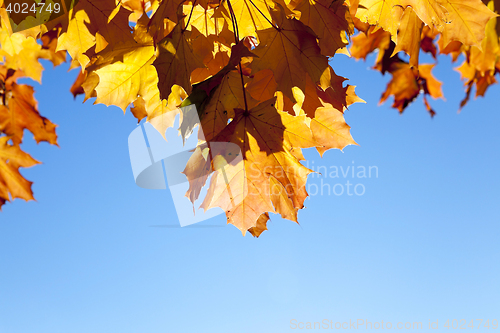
0,50,499,333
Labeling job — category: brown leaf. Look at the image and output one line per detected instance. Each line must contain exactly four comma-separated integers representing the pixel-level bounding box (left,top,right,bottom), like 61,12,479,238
248,212,270,237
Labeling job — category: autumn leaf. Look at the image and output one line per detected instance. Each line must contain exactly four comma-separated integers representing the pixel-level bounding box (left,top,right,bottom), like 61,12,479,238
455,0,499,108
154,24,204,99
89,15,162,114
0,32,45,82
292,0,351,56
356,0,404,40
351,26,442,115
380,61,443,115
177,40,258,140
310,103,358,156
56,0,134,68
197,70,257,141
246,69,278,102
40,28,67,68
56,9,95,69
0,83,58,145
356,0,497,49
247,212,269,237
94,44,157,111
0,66,58,210
183,4,226,37
2,0,498,236
391,7,423,68
185,98,318,234
219,0,274,39
401,0,498,49
251,5,332,103
0,136,39,207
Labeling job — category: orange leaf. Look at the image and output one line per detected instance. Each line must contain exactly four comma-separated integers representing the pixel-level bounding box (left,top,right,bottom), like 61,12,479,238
0,136,39,206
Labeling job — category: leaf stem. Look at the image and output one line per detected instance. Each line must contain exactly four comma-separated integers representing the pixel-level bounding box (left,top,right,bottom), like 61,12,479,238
248,0,274,28
182,0,198,33
227,0,249,112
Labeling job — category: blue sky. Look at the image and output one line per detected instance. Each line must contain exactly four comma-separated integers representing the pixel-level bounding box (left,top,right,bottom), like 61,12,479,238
0,50,499,333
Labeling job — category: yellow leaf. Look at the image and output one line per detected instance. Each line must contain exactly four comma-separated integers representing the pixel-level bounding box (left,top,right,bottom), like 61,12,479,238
147,85,187,139
183,4,225,37
219,0,273,39
56,0,134,69
401,0,498,48
0,32,44,82
94,44,156,111
310,102,357,156
56,9,95,69
154,24,204,99
391,7,424,68
356,0,404,40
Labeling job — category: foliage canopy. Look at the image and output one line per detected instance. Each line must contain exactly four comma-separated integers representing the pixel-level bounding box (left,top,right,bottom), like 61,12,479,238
0,0,498,235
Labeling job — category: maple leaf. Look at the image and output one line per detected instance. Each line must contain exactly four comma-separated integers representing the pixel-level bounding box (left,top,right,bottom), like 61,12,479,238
0,66,57,210
351,27,442,115
183,4,226,37
147,0,182,43
420,26,439,59
56,9,95,69
0,83,58,145
0,32,44,82
292,0,351,56
310,102,358,157
89,15,162,114
391,7,423,68
56,0,134,68
196,70,257,141
401,0,498,49
380,62,443,115
356,0,404,40
185,98,318,234
147,85,187,138
130,97,149,122
177,40,257,140
356,0,497,49
246,69,278,102
190,34,231,83
0,136,39,208
40,28,67,68
350,25,391,60
94,44,157,111
219,0,274,39
251,5,332,103
154,24,204,99
4,0,499,236
456,0,500,108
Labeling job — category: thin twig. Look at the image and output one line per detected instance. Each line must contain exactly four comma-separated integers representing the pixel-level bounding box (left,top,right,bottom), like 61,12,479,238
226,0,249,112
182,0,198,32
248,0,274,28
226,0,240,41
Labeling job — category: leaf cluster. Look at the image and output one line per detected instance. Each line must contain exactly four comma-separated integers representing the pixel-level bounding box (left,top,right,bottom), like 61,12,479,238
0,0,497,235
